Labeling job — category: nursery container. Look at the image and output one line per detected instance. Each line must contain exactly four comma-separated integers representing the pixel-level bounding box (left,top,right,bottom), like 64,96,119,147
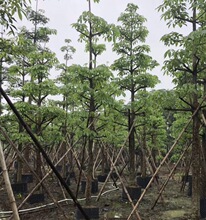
12,182,27,194
28,193,45,204
122,186,141,201
97,174,108,182
22,174,33,183
81,179,98,194
200,198,206,218
136,176,152,188
76,206,99,219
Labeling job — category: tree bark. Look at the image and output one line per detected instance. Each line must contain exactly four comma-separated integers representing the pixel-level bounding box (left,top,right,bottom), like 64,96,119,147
191,107,200,218
128,109,136,183
191,3,201,218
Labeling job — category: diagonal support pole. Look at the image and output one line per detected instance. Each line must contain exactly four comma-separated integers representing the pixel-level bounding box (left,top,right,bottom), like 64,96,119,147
126,96,206,220
0,86,90,220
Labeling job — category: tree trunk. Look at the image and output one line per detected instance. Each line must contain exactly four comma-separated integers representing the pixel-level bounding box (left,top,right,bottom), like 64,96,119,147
36,150,43,182
191,4,200,218
23,146,31,173
128,109,136,183
191,109,200,218
85,137,94,205
141,126,147,178
200,126,206,198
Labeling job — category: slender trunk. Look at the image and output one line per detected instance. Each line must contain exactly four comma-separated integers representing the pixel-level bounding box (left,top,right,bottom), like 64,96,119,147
200,119,206,198
68,132,74,173
128,108,136,183
151,135,158,166
35,121,43,183
16,145,23,183
85,0,95,205
191,3,200,218
23,146,31,173
36,150,42,180
200,83,206,198
85,137,93,205
141,125,147,178
192,107,200,218
101,145,106,174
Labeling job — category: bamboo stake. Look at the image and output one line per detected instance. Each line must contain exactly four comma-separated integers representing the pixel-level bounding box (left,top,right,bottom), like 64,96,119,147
0,141,20,220
127,99,203,220
151,141,192,209
134,129,164,202
0,127,70,220
96,119,136,201
145,153,165,203
201,112,206,126
18,145,73,210
0,87,89,220
107,153,141,220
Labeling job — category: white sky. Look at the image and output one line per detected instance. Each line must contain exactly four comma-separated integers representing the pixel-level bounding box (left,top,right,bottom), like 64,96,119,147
18,0,191,90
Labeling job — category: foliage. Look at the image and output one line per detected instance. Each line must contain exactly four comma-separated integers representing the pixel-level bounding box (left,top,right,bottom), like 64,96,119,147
0,0,31,33
112,3,159,95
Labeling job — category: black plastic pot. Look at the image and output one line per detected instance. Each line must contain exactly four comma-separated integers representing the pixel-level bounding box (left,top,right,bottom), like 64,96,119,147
28,193,45,204
97,174,108,182
76,206,99,219
22,174,33,183
200,198,206,218
122,186,141,201
11,182,27,194
136,176,152,188
81,179,98,194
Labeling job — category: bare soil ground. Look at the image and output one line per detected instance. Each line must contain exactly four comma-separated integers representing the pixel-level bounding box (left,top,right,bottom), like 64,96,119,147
0,166,204,220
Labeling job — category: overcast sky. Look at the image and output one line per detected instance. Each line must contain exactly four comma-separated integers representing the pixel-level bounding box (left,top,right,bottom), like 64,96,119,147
20,0,190,90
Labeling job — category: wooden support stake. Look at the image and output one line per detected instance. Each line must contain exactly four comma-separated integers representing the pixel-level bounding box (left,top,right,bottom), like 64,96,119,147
96,119,136,201
0,86,89,220
151,141,192,209
0,126,70,220
127,100,203,220
0,141,20,220
107,153,141,220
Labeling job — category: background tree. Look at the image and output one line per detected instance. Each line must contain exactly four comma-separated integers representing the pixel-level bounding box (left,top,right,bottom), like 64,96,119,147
135,90,167,170
6,8,58,182
72,0,118,204
0,0,30,33
158,0,206,218
112,3,159,183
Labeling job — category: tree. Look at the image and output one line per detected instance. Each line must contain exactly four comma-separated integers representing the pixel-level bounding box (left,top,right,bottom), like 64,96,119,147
135,90,167,167
0,0,31,33
112,3,159,183
158,0,206,218
6,7,58,182
72,0,118,204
